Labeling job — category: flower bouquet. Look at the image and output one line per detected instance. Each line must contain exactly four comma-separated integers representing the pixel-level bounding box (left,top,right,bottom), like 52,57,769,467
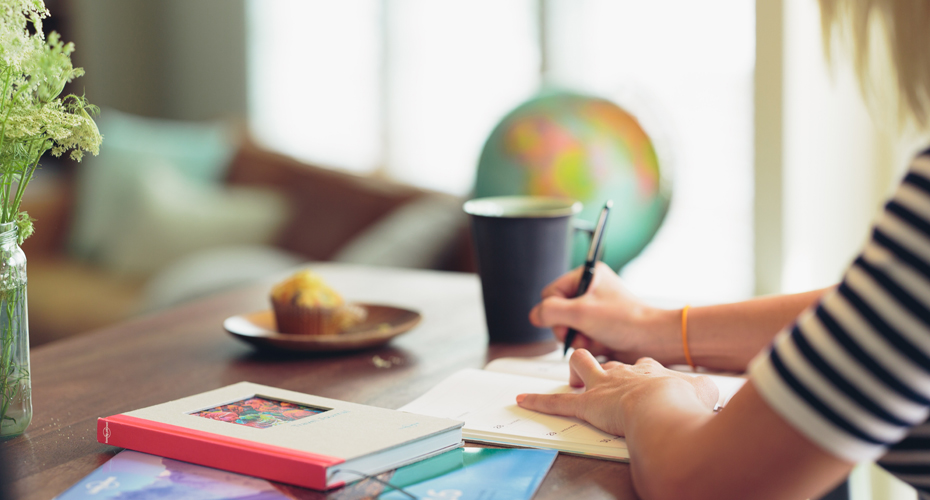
0,0,101,438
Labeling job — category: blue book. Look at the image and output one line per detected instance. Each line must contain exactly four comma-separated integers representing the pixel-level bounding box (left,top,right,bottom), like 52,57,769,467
55,446,557,499
382,447,557,500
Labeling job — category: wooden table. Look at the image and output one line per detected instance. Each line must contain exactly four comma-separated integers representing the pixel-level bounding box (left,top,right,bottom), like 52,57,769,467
2,263,639,499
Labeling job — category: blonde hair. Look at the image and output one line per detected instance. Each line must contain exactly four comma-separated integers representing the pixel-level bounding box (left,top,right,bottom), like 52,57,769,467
819,0,930,129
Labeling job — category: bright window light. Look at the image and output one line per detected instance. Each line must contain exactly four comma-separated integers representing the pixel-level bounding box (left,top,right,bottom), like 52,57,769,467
545,0,755,303
247,0,755,303
384,0,539,194
247,0,382,173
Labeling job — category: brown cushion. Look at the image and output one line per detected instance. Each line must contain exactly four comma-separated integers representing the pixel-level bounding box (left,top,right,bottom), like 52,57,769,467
28,257,144,345
226,138,422,260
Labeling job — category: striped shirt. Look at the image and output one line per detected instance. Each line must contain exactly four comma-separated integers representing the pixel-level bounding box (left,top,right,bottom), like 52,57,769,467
748,149,930,497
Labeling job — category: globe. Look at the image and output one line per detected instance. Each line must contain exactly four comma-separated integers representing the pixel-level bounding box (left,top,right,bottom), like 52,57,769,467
475,91,670,270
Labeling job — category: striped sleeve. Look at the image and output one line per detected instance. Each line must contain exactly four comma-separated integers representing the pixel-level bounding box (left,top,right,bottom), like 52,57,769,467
877,420,930,499
748,151,930,463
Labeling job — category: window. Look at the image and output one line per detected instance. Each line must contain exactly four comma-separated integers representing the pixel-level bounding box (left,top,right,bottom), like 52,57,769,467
248,0,755,303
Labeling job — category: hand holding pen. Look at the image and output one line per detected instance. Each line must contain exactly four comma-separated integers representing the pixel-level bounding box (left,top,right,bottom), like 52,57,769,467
562,201,612,358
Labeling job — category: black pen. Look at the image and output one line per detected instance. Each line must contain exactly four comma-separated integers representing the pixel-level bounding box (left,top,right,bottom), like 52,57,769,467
563,200,612,358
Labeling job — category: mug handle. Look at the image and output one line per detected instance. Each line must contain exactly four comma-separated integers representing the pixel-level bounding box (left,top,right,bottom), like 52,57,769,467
572,219,607,265
572,219,596,238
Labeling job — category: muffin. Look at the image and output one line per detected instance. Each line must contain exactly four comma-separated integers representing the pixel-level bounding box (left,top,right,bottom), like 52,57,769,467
270,270,366,335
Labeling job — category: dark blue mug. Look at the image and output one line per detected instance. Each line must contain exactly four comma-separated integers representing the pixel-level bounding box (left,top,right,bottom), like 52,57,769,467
464,196,588,344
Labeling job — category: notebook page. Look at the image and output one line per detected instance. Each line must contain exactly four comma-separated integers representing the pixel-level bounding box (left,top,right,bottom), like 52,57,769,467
400,369,628,460
484,354,569,380
484,352,748,408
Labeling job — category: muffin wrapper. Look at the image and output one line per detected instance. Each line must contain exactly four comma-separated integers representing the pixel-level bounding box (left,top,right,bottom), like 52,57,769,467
272,298,365,335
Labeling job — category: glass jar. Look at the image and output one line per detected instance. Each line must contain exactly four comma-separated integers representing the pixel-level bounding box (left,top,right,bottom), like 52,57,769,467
0,221,29,439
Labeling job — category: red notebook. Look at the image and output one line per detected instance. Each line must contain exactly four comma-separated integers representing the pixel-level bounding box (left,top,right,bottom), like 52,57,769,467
97,382,463,490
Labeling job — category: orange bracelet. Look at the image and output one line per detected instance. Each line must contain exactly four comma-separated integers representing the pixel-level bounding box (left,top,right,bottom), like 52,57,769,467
681,305,696,371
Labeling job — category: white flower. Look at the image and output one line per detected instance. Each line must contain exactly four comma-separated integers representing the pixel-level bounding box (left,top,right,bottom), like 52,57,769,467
0,0,101,240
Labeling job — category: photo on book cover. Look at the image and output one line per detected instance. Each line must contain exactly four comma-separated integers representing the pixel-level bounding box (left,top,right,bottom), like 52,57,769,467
54,447,557,500
190,396,329,429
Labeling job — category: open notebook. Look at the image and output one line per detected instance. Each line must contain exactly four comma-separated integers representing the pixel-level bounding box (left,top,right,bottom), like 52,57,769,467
400,350,747,462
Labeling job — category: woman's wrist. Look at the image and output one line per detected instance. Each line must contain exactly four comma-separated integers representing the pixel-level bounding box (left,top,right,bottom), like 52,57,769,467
633,306,686,365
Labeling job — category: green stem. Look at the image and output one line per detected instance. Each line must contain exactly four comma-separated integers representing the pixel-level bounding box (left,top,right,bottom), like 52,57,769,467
1,171,8,224
0,283,27,430
0,75,33,155
0,147,20,223
0,67,14,146
1,142,27,224
9,140,44,219
0,290,14,423
0,68,14,223
0,178,6,224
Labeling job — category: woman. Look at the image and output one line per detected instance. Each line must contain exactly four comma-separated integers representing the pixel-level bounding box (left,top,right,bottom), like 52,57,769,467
517,1,930,499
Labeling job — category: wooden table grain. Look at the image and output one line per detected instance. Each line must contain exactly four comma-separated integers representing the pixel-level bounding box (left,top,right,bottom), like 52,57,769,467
2,263,638,500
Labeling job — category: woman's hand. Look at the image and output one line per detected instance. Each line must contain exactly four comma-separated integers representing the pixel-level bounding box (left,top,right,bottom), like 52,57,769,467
529,262,681,364
519,350,852,500
516,349,718,437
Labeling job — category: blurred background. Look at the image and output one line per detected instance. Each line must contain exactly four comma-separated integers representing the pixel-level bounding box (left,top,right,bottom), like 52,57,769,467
27,0,925,337
27,0,923,326
22,1,927,497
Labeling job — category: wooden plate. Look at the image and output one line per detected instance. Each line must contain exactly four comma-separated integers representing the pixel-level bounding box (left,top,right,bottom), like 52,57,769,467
224,304,422,352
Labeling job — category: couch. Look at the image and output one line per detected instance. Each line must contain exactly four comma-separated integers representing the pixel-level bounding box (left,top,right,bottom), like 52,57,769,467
23,111,473,346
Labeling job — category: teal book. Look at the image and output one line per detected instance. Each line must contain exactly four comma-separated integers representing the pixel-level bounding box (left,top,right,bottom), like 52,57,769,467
381,447,557,499
55,446,557,499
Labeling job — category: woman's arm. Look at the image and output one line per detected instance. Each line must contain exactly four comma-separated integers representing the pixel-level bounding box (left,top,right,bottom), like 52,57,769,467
678,288,831,371
517,350,854,500
530,262,831,372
